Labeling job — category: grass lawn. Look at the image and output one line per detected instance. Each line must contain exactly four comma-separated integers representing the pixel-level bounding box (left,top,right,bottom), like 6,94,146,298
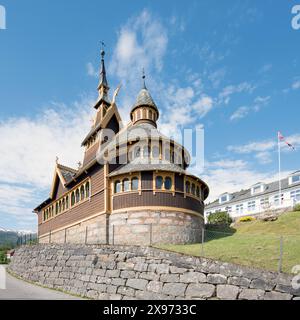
156,211,300,273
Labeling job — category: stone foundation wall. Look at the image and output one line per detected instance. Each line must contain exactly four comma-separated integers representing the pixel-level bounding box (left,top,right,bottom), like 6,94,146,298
39,214,107,244
8,244,300,300
39,210,203,245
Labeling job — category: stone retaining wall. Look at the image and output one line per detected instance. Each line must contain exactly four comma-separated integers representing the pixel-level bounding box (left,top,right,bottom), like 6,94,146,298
8,244,300,300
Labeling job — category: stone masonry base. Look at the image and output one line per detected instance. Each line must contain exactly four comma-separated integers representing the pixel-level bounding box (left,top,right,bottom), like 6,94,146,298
9,244,300,300
39,210,204,245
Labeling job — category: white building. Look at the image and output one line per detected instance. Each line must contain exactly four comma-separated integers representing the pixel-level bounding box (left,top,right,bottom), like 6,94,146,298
205,170,300,220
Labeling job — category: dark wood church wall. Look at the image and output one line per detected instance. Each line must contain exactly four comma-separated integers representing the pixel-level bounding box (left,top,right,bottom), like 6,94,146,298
113,191,203,214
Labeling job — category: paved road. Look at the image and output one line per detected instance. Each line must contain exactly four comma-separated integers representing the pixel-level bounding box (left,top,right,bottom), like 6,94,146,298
0,266,81,300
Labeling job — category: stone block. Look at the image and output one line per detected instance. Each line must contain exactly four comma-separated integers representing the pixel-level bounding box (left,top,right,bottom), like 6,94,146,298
106,269,120,278
156,264,170,274
162,283,187,297
160,274,179,283
180,272,207,283
147,281,163,293
264,291,292,300
126,278,149,291
207,274,227,284
216,285,239,300
239,288,265,300
111,278,126,286
120,270,136,279
117,286,135,297
250,278,275,291
228,276,251,287
170,266,188,274
186,283,215,299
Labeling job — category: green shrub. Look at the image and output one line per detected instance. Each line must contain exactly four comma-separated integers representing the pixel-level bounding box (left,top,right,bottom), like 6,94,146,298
0,250,8,264
207,211,232,225
239,216,255,222
293,204,300,212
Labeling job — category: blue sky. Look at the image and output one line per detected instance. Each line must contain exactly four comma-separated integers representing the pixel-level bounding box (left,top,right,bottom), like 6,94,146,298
0,0,300,230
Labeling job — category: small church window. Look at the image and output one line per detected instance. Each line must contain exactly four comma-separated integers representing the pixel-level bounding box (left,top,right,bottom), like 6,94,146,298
114,180,121,193
71,192,75,206
85,182,90,198
131,177,139,191
66,196,69,209
196,186,200,198
75,189,80,203
123,178,130,192
149,109,153,120
185,181,190,193
62,199,65,211
80,185,85,201
164,177,172,190
56,202,59,214
191,184,196,195
156,176,163,189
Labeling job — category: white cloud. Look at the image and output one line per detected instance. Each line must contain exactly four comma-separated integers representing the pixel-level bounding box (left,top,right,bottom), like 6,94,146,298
228,139,275,154
86,62,98,78
230,106,249,121
292,80,300,90
0,97,95,229
192,95,213,118
219,82,255,105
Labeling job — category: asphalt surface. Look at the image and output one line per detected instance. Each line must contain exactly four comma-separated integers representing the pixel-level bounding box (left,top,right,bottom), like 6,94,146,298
0,266,81,300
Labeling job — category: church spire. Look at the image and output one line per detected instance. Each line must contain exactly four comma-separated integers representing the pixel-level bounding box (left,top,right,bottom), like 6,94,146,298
97,42,109,92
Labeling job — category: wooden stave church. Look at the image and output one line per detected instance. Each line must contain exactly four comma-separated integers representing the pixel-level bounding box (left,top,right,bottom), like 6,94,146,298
34,48,209,245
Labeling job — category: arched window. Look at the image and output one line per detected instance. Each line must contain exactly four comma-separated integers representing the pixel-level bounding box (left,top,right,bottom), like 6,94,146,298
114,180,121,193
71,192,75,206
143,145,151,158
165,148,170,161
59,201,62,214
185,181,190,193
149,109,153,120
123,178,130,192
196,186,200,198
66,196,69,209
56,202,59,215
131,177,139,191
164,177,172,190
75,189,80,203
80,185,85,201
156,176,163,189
191,183,196,195
134,146,141,158
152,145,160,159
62,199,65,211
85,182,90,198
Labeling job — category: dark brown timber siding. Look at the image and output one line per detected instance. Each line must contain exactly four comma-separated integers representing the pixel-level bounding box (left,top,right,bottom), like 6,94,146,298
113,191,203,213
141,171,153,189
38,165,105,236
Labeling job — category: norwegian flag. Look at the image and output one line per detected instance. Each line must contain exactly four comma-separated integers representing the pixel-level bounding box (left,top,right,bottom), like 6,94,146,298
278,131,295,150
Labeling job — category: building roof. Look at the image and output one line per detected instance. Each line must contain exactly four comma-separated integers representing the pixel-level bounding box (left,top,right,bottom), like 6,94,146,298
57,164,77,183
108,158,186,177
205,173,300,209
130,88,159,115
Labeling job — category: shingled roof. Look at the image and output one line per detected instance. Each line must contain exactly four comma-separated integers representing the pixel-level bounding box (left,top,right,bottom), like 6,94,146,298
130,88,159,115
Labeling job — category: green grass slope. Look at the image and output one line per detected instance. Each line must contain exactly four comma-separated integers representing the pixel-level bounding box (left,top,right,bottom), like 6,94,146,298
157,211,300,273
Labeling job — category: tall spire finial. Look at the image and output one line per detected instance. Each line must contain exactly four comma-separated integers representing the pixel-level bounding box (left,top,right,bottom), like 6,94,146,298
98,41,109,90
142,68,147,89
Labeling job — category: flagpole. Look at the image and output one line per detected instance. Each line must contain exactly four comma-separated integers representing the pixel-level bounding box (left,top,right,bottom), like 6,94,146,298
278,131,282,206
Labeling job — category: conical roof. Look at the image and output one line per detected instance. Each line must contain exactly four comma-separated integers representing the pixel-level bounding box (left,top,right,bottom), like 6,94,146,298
130,88,159,114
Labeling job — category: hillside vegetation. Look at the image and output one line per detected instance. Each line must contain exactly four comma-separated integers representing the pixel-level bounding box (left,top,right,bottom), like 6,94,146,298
157,211,300,273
